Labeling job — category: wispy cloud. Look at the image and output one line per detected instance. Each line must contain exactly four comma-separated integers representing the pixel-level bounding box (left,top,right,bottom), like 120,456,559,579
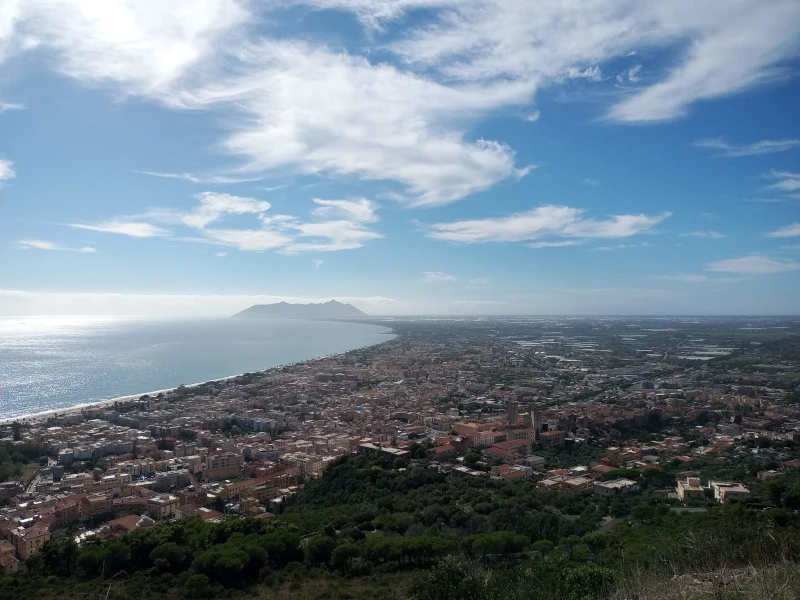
69,220,170,238
742,198,786,204
0,102,24,114
528,240,582,249
425,205,669,244
768,223,800,238
708,254,800,275
0,159,15,181
694,138,800,157
423,271,456,283
766,170,800,192
136,171,263,185
680,230,725,239
583,178,600,187
69,193,382,253
526,110,540,122
315,259,324,268
591,242,651,252
0,0,796,209
20,239,96,253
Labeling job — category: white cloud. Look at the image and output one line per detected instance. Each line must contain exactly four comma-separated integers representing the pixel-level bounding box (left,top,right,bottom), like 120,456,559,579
708,254,800,275
768,223,800,238
526,110,540,122
0,158,15,180
766,170,800,192
20,240,57,250
426,205,669,244
694,138,800,157
626,65,642,83
71,193,383,253
0,101,23,113
680,230,725,239
200,228,291,251
563,66,602,82
0,0,798,219
69,220,170,238
176,41,532,207
20,239,96,253
281,219,383,253
423,271,456,283
215,252,227,257
0,0,249,98
528,240,582,249
742,198,786,204
0,0,796,211
583,178,600,187
315,259,324,268
136,171,263,185
311,198,378,223
355,0,800,124
181,192,271,229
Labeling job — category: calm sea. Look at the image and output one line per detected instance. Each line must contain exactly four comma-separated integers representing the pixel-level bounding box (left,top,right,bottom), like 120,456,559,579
0,316,393,420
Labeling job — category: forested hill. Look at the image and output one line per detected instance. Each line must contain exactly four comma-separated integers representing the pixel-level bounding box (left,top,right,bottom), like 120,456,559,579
231,300,368,320
4,450,800,600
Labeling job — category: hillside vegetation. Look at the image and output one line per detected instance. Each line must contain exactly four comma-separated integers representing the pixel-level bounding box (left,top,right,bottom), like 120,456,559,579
2,452,800,599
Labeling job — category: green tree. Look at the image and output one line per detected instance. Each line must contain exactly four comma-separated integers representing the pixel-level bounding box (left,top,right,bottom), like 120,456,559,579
409,556,486,600
630,504,655,523
331,542,360,570
303,535,337,566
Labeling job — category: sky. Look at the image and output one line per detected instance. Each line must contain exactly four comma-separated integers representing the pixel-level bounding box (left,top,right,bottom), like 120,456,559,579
1,0,799,316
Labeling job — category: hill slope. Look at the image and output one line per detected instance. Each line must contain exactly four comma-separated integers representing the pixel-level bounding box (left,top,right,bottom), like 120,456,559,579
231,300,368,320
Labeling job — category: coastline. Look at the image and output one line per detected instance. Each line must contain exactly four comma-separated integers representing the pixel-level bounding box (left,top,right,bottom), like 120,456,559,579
1,329,397,426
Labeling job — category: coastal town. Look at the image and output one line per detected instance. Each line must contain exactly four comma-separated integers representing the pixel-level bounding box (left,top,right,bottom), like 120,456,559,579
0,316,799,573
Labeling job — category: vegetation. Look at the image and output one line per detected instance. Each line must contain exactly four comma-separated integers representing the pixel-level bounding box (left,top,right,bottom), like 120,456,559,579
0,441,47,483
2,451,800,599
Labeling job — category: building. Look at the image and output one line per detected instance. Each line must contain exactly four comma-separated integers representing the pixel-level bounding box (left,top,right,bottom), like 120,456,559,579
493,439,532,456
521,454,546,470
205,452,244,480
80,494,113,519
11,526,50,560
507,400,519,425
154,469,191,491
560,476,594,495
147,494,179,519
709,481,750,503
594,478,640,497
538,430,565,447
508,428,537,443
676,477,705,502
484,446,521,464
427,444,456,461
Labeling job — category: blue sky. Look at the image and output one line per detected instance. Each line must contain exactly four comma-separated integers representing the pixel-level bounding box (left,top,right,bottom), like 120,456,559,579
1,0,799,316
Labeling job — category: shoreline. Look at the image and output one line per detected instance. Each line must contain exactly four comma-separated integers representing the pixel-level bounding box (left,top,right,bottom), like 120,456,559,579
2,329,397,426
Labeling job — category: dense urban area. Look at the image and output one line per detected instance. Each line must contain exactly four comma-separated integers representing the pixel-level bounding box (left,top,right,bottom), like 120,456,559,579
1,316,800,599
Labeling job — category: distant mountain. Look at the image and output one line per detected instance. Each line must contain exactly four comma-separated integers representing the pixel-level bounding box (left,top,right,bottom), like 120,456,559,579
231,300,368,320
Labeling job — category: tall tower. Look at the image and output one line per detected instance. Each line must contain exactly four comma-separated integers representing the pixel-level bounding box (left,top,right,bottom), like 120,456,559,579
531,409,543,434
507,400,519,425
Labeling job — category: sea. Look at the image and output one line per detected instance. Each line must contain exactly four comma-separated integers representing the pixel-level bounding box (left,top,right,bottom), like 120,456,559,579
0,316,394,420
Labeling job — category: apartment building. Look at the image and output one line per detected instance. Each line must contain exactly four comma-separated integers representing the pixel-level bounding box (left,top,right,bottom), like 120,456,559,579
205,452,243,480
